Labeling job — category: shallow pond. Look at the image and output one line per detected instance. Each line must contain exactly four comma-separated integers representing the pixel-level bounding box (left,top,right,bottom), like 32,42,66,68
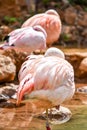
52,105,87,130
0,83,87,130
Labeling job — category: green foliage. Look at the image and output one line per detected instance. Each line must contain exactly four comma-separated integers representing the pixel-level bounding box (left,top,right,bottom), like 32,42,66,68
62,34,71,42
42,0,50,4
68,0,87,5
4,16,17,23
84,7,87,11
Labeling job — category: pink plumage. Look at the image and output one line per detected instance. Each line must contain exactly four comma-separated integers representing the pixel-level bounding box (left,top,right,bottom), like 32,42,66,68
17,48,75,107
21,9,62,46
0,25,47,52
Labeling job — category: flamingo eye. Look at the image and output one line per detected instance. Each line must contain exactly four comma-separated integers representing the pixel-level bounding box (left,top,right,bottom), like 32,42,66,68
33,26,41,32
34,28,40,32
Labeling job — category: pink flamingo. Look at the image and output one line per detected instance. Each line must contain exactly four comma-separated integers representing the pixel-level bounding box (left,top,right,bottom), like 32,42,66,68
21,9,62,47
0,25,47,52
17,47,75,130
18,54,43,81
18,47,65,82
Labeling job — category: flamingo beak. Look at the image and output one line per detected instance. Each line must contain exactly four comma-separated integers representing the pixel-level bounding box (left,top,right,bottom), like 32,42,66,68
16,76,34,105
0,43,11,50
16,85,27,105
16,98,21,106
16,90,23,106
0,44,7,49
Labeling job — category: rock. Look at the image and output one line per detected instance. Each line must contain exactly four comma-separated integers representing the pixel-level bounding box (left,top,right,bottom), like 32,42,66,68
0,25,11,41
0,25,12,41
0,54,16,83
59,5,87,47
79,57,87,73
0,83,18,103
81,29,87,37
65,52,87,78
77,12,87,27
64,7,77,25
76,86,87,94
61,25,78,43
2,49,28,73
0,25,11,34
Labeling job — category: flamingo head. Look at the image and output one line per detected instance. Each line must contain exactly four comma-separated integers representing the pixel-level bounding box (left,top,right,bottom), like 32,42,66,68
33,25,47,39
45,9,58,16
44,47,65,59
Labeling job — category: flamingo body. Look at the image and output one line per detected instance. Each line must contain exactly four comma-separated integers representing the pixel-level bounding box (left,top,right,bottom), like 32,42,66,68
22,9,61,46
18,54,43,81
18,47,65,81
0,25,47,52
17,54,75,106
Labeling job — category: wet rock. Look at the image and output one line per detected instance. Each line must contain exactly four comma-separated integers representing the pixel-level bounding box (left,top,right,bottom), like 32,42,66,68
0,101,16,108
1,87,16,98
0,83,18,103
0,94,7,102
41,106,72,124
76,86,87,94
0,54,16,83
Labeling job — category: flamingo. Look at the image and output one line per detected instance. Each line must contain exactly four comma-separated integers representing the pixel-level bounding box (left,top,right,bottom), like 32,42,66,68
21,9,62,47
18,47,65,82
0,25,47,52
18,54,43,81
17,47,75,130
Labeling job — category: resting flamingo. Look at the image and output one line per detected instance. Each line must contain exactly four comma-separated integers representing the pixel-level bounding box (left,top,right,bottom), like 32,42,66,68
18,47,65,82
17,47,75,130
18,54,43,81
0,25,47,52
21,9,62,47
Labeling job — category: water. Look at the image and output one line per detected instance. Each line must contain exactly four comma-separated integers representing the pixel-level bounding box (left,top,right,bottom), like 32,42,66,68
0,83,87,130
0,104,87,130
52,105,87,130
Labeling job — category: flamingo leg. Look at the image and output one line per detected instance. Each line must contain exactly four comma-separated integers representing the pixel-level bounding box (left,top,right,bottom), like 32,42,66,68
46,109,51,130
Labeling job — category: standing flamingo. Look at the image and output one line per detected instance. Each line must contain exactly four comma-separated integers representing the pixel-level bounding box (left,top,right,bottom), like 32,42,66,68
17,47,75,130
21,9,62,47
0,25,47,52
